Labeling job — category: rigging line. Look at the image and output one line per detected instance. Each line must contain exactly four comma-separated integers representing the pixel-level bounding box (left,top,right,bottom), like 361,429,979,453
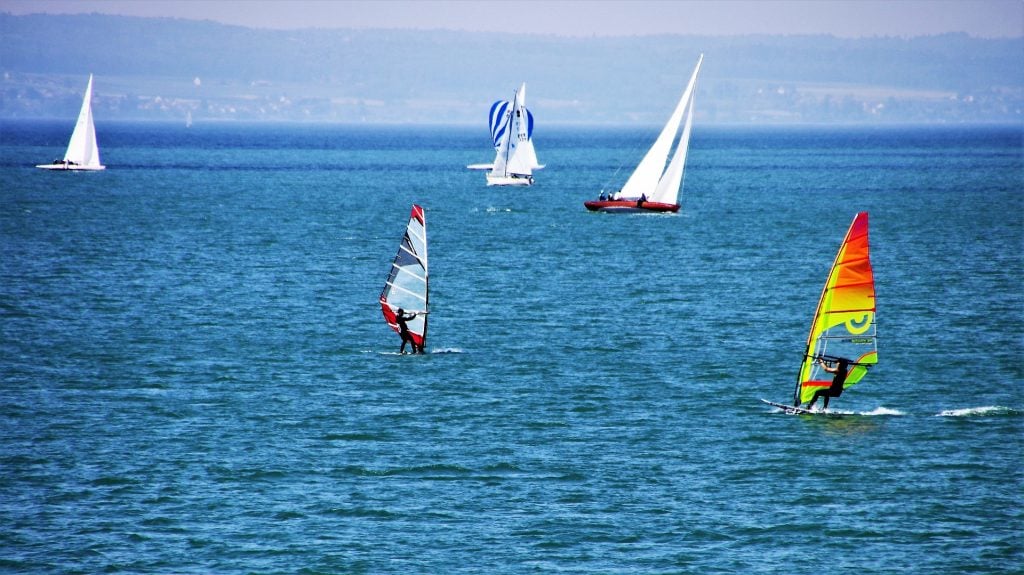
804,353,875,366
602,122,656,192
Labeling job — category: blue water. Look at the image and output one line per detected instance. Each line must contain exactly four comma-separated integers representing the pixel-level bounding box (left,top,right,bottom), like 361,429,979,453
1,120,1022,574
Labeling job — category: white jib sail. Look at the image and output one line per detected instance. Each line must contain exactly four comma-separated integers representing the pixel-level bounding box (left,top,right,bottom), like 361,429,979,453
619,55,702,201
650,73,698,205
65,74,103,169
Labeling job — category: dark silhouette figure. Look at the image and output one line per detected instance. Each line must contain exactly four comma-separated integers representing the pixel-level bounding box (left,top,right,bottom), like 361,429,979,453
395,308,422,354
807,357,850,410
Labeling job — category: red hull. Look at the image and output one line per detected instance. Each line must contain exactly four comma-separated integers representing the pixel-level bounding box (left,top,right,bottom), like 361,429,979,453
583,200,680,213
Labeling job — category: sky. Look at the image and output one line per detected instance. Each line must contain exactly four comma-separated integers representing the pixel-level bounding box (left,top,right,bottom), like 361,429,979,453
2,0,1022,38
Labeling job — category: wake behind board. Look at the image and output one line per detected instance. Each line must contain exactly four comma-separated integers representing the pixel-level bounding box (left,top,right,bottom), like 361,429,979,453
760,399,841,416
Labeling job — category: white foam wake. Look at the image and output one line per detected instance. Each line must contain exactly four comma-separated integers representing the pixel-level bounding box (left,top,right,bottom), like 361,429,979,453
857,406,905,416
937,406,1014,417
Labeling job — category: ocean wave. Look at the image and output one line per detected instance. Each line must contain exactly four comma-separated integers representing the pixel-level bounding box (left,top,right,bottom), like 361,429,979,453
936,406,1019,417
430,347,464,354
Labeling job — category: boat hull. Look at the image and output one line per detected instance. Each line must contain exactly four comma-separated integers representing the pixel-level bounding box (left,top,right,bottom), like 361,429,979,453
486,174,534,186
583,200,679,213
36,163,105,171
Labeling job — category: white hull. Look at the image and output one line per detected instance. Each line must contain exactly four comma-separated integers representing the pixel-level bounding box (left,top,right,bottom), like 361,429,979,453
486,173,534,186
35,162,106,171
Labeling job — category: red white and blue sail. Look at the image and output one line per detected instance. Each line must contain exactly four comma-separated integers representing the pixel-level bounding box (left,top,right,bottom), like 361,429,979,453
380,205,429,348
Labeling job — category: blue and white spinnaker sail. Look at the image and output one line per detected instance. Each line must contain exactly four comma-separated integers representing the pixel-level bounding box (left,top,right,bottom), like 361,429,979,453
469,82,543,185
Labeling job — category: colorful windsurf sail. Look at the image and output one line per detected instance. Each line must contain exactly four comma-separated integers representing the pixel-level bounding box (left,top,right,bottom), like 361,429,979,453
794,212,877,405
380,205,429,349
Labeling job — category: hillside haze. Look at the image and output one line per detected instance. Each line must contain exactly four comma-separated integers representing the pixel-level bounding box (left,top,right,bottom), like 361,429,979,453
1,13,1021,124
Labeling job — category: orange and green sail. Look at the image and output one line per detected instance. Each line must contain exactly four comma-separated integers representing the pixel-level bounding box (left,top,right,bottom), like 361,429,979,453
794,212,877,405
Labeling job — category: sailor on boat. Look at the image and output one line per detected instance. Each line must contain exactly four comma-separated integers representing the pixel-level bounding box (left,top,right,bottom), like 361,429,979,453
803,357,849,410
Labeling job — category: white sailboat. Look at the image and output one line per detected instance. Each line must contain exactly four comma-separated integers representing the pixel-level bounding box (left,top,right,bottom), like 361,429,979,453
37,74,105,171
585,54,703,213
467,82,543,186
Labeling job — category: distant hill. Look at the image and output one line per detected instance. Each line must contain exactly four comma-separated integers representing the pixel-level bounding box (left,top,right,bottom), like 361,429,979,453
1,13,1021,124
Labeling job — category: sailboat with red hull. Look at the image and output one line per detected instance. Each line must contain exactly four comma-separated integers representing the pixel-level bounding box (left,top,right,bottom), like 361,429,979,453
585,55,702,214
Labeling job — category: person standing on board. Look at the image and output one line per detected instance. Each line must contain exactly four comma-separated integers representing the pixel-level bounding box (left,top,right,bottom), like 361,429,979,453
806,357,850,410
395,308,421,354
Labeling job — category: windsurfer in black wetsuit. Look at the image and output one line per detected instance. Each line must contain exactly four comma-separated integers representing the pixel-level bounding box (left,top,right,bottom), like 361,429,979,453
806,357,850,410
395,307,421,354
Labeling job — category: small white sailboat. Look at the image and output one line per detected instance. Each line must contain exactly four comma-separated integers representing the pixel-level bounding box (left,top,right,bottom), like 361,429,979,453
467,82,543,186
37,74,105,171
585,54,703,213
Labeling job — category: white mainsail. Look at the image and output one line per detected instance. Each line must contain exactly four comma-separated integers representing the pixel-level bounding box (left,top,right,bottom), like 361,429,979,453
618,55,702,204
485,82,543,186
37,74,105,171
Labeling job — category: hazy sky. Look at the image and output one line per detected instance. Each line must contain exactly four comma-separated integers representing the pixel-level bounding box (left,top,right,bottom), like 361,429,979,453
2,0,1022,38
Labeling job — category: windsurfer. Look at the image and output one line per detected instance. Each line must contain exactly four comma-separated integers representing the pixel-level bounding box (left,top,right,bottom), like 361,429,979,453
806,357,850,410
395,308,422,354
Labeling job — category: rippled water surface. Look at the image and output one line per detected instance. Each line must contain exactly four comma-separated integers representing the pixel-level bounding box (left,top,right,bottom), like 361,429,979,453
1,121,1022,573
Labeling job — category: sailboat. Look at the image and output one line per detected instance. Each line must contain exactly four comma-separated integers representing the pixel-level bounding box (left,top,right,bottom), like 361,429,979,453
585,54,703,213
762,212,878,414
467,82,543,186
37,74,105,171
380,204,429,353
